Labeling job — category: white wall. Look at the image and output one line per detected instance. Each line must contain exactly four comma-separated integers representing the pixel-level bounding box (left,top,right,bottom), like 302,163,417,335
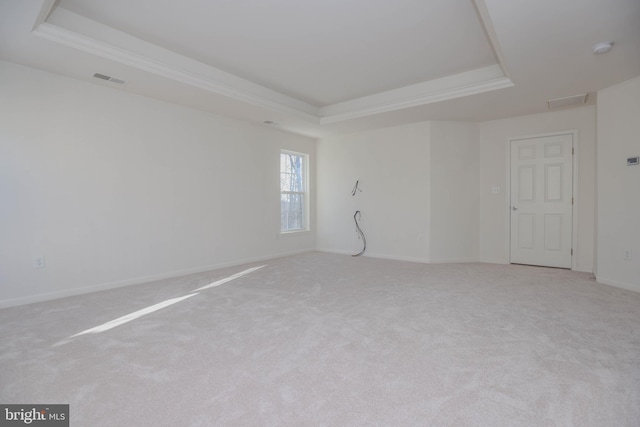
1,60,609,308
316,120,480,263
0,61,316,307
319,110,596,270
478,106,596,272
429,121,479,262
318,107,596,272
596,75,640,291
316,122,431,262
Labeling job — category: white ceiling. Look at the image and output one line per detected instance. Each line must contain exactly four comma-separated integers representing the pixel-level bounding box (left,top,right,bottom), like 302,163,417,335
57,0,498,106
1,0,639,138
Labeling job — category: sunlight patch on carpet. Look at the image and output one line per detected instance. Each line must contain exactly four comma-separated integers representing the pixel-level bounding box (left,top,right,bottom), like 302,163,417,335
69,294,199,338
193,265,265,291
53,264,266,347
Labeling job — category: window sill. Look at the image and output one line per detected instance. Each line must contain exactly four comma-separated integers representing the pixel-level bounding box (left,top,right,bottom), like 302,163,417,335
279,229,311,237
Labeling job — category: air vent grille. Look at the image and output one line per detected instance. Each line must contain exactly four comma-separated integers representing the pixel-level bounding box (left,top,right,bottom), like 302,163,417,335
93,73,127,85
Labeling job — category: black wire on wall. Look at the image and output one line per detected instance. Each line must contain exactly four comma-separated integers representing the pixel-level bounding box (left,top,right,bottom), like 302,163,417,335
351,180,366,257
352,210,366,257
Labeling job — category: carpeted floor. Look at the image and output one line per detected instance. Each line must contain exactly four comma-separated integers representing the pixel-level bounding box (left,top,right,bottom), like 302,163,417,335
1,252,639,426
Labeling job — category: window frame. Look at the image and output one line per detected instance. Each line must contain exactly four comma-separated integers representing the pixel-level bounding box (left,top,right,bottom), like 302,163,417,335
280,149,310,234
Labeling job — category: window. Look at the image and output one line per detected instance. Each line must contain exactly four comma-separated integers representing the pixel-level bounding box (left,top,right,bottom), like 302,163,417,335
280,150,308,232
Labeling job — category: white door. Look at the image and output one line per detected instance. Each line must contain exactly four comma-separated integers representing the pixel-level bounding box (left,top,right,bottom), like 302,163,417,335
510,134,573,268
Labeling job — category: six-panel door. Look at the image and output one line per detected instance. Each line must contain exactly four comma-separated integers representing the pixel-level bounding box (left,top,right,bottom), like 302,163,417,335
510,134,573,268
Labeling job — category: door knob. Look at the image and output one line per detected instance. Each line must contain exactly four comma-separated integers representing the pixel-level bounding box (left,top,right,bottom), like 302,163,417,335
512,206,518,211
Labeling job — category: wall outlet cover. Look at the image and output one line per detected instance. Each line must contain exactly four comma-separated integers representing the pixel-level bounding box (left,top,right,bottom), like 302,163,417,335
34,256,46,268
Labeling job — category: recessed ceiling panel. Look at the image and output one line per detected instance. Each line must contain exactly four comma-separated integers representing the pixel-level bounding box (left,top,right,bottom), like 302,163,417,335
58,0,497,106
3,0,637,137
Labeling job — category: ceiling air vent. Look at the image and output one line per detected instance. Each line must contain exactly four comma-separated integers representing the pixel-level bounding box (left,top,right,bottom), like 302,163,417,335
547,93,587,110
93,73,127,85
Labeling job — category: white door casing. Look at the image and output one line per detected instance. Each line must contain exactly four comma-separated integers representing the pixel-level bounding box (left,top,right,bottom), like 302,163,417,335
510,133,573,268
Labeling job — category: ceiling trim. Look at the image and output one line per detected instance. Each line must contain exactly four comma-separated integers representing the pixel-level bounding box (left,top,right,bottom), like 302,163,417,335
33,7,321,123
319,65,513,124
472,0,511,79
31,1,514,126
31,0,55,31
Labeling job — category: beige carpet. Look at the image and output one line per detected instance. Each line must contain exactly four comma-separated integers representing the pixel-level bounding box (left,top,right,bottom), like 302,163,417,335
1,252,639,426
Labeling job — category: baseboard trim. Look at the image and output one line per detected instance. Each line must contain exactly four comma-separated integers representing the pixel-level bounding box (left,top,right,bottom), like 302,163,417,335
478,258,509,265
315,248,354,256
429,257,479,264
0,249,313,309
317,248,485,265
316,248,431,264
362,252,431,264
595,276,640,293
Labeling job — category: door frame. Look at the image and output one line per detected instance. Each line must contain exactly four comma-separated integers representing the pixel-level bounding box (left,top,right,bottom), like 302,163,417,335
506,130,579,270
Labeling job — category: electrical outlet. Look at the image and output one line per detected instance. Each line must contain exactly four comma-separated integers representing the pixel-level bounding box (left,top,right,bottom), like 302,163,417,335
34,256,46,269
624,250,632,261
491,186,500,194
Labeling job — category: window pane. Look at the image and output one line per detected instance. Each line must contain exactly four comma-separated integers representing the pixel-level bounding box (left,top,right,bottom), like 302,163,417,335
280,153,304,192
281,193,305,230
280,151,307,232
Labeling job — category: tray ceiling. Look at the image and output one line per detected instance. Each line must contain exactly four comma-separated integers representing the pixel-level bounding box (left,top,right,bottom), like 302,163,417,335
1,0,638,137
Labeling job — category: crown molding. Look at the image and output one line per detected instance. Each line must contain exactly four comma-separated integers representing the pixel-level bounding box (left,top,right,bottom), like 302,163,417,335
32,0,55,31
472,0,511,79
31,2,514,126
319,65,513,124
33,7,321,123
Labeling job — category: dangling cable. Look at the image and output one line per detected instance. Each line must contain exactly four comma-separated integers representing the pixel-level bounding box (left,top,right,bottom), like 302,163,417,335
352,210,366,257
351,180,362,196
